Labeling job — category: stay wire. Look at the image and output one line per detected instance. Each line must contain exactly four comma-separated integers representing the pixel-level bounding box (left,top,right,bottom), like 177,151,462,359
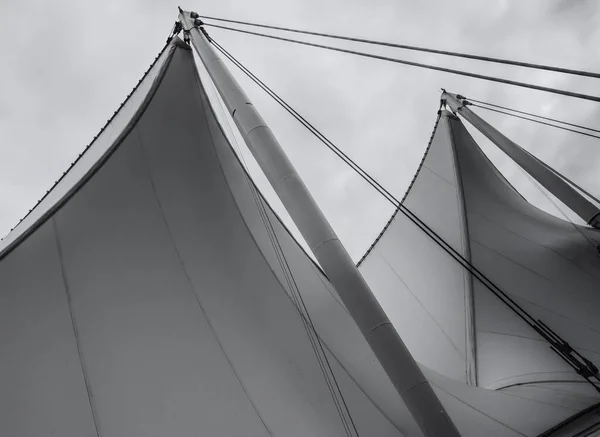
200,15,600,80
211,40,398,207
469,103,600,141
211,38,600,391
206,23,600,104
460,98,600,205
465,98,600,134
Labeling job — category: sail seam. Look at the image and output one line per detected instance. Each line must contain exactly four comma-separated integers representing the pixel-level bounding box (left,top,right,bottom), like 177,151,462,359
52,218,102,437
135,62,275,436
495,388,586,411
498,379,591,393
488,372,587,389
447,115,478,387
470,212,600,283
376,251,466,360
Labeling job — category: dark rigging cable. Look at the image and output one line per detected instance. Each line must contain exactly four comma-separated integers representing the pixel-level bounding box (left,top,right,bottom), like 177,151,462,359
206,23,600,104
210,38,600,392
469,103,600,141
200,15,600,80
465,98,600,134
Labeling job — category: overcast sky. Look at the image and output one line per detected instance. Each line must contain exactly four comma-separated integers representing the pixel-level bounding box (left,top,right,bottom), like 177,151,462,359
1,0,599,260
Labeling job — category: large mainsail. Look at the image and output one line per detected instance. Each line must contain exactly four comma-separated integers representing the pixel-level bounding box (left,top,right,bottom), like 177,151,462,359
1,32,599,437
359,109,600,417
0,38,410,437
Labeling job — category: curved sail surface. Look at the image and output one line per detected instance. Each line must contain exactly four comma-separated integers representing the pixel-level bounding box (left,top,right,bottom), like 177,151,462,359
2,37,598,437
0,38,400,437
360,110,600,414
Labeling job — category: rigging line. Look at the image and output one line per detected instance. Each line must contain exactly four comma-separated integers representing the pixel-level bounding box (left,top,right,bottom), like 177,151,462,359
469,103,600,141
208,66,358,436
250,166,359,437
206,23,600,104
254,183,359,437
211,39,600,391
200,15,600,80
211,40,397,207
465,98,600,134
457,101,600,206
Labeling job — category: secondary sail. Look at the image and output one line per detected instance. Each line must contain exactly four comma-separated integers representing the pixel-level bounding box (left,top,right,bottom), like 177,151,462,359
359,109,600,412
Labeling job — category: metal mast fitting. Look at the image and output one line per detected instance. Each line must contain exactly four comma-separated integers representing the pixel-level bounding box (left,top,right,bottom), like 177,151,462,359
442,91,600,229
180,9,462,437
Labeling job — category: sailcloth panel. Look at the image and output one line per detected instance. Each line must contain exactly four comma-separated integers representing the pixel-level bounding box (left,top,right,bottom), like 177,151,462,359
0,39,412,437
358,113,474,384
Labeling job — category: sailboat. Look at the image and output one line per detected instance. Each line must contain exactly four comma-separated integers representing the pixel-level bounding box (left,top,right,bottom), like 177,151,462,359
2,9,600,437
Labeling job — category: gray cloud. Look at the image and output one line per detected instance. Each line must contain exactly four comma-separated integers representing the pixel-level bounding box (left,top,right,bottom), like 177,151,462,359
1,0,599,258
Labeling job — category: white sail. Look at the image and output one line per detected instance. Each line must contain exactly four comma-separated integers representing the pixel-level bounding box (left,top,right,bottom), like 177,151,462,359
2,36,598,437
359,109,600,413
359,112,476,384
0,38,409,437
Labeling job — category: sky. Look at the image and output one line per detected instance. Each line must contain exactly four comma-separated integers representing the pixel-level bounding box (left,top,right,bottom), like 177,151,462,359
1,0,599,260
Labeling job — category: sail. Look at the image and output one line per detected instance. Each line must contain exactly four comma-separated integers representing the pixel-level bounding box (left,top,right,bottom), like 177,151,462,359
2,36,597,437
0,38,412,437
358,112,476,384
359,110,600,409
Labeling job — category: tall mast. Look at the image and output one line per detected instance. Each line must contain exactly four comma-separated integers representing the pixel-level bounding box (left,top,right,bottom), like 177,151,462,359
442,91,600,229
179,9,461,437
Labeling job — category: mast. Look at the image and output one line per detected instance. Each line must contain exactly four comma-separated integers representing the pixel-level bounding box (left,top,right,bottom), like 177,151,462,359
179,9,461,437
442,91,600,229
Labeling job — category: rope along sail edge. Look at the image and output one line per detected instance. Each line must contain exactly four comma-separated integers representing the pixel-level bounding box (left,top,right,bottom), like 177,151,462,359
206,68,360,436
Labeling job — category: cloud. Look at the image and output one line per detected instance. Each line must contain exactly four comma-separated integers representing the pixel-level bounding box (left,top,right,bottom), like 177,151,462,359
1,0,599,259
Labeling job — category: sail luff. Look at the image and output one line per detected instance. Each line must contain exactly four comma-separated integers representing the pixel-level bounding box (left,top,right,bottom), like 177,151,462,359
442,92,600,228
445,113,478,386
180,10,461,437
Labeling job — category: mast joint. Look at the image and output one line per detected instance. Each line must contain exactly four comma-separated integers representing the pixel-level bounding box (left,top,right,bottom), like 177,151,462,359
167,20,183,44
589,212,600,229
